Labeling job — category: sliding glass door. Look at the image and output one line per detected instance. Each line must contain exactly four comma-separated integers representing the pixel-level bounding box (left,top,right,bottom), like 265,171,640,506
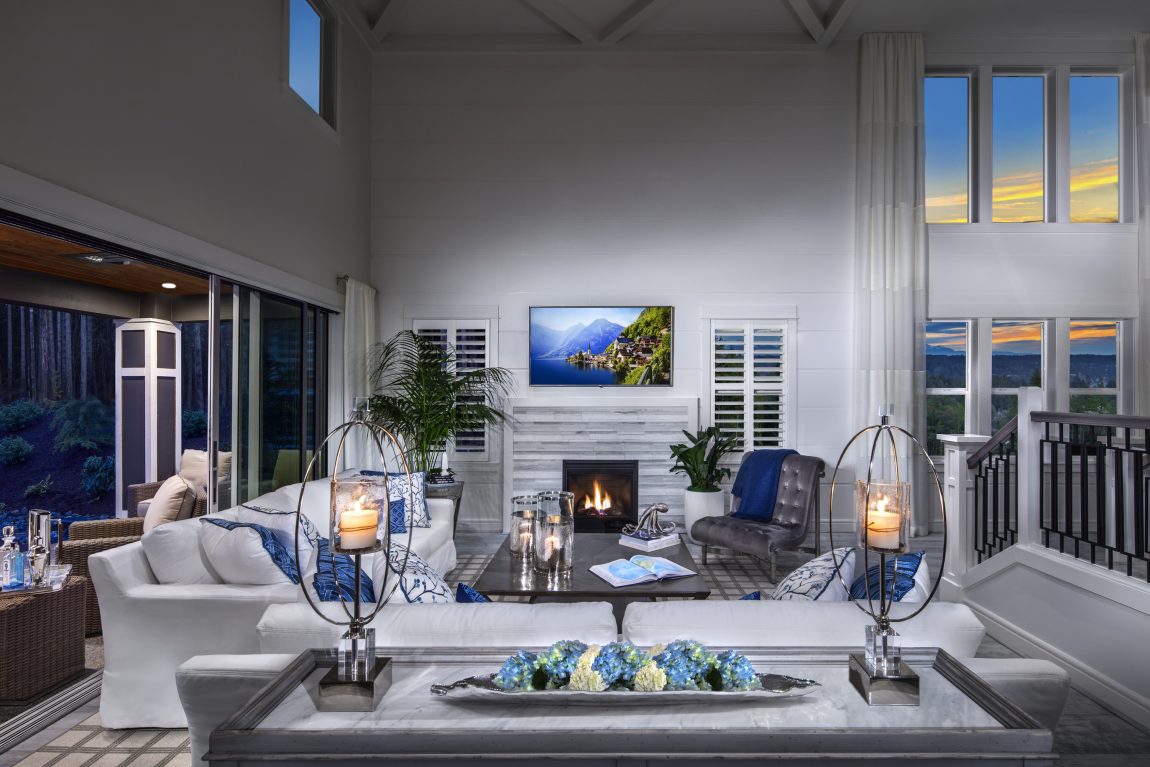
210,279,328,510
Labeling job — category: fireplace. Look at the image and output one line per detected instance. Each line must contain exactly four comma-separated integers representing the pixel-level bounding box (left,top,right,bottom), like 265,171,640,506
562,460,639,533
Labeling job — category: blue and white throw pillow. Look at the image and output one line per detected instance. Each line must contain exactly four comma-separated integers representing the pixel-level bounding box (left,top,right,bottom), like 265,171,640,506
849,551,929,603
739,591,763,601
358,470,430,529
199,518,300,585
387,498,407,535
372,542,454,604
311,538,376,603
770,548,857,602
455,583,492,603
237,503,321,550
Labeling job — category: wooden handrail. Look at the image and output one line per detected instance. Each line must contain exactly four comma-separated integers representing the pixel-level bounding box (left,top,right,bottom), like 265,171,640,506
1030,411,1150,430
966,416,1017,470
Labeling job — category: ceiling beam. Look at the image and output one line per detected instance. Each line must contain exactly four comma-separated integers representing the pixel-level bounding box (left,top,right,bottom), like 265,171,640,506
817,0,857,50
520,0,598,46
372,0,416,42
783,0,825,43
378,32,819,54
599,0,674,45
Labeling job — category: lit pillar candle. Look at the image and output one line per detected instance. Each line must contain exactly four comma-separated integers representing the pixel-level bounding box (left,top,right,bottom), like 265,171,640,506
339,491,379,550
865,496,901,551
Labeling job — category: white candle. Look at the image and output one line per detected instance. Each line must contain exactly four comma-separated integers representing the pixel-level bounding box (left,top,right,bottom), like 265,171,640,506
442,448,449,474
339,492,379,550
519,532,532,552
866,496,901,551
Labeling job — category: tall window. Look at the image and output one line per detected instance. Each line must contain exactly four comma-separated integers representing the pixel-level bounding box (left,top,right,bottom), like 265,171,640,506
925,77,971,224
925,321,968,454
710,321,791,454
992,76,1046,223
413,320,493,461
1069,321,1119,414
288,0,335,126
1070,76,1120,223
991,320,1044,431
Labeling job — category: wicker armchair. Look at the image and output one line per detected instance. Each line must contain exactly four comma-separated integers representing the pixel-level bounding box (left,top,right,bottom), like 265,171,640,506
59,517,145,636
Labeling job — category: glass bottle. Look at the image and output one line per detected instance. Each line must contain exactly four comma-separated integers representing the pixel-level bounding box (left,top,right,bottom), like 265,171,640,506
0,525,25,590
29,535,49,587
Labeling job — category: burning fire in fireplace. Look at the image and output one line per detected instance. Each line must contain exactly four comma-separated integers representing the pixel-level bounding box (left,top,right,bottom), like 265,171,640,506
582,481,613,516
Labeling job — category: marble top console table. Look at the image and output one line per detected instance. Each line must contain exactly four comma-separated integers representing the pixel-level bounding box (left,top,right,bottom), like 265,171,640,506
209,647,1054,766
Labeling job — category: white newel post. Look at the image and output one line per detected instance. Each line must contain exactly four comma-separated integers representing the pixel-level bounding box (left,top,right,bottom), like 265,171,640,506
1015,387,1045,547
938,434,988,600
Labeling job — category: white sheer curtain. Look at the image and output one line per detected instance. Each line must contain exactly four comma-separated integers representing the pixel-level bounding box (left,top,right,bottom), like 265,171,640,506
342,277,378,469
853,33,930,533
1137,33,1150,416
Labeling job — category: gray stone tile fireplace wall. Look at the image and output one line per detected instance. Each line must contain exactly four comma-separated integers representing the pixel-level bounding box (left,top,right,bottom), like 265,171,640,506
503,396,699,533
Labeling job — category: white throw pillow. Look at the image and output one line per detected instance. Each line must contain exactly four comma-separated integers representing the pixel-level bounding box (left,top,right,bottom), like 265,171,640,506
143,474,199,533
770,547,857,602
371,542,454,604
198,519,299,586
235,503,321,553
180,450,210,492
141,519,221,585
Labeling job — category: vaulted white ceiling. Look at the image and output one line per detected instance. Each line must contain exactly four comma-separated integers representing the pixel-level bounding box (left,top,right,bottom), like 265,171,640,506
335,0,1147,53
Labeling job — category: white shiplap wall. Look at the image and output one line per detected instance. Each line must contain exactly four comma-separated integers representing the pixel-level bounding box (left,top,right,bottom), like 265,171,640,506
371,50,859,530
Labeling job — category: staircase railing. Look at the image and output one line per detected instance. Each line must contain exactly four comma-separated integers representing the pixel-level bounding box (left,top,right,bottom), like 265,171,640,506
941,391,1150,591
1032,411,1150,581
966,417,1018,564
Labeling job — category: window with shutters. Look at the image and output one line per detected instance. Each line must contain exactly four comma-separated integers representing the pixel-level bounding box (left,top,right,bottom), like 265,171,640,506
709,320,793,456
412,319,493,462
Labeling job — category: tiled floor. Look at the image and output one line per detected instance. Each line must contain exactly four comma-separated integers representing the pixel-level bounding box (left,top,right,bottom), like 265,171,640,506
3,527,1149,766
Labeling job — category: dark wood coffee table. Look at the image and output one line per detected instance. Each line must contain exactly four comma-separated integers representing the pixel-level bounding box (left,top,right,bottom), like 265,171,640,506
473,533,710,626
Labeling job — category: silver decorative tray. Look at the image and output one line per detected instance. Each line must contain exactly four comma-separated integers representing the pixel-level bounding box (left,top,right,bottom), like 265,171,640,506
431,672,820,705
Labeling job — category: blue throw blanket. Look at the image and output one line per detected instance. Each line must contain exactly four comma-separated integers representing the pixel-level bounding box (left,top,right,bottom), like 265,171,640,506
730,449,797,523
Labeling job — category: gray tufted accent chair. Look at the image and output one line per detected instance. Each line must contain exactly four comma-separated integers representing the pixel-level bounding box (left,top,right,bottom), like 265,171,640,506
690,452,826,582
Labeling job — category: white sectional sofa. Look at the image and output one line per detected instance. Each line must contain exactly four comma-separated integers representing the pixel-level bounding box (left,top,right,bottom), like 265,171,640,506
90,479,457,729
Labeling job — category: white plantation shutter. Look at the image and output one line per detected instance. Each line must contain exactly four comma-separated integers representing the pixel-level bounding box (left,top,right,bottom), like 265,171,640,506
413,319,492,461
710,321,792,454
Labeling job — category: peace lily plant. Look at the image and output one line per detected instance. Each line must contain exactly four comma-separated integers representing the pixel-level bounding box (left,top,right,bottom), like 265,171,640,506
669,427,739,543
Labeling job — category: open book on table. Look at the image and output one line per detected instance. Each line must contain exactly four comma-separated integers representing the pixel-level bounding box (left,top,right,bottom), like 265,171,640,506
589,555,697,588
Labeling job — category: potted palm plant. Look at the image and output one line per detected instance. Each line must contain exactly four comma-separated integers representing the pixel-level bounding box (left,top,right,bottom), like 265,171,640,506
367,331,515,478
669,426,739,543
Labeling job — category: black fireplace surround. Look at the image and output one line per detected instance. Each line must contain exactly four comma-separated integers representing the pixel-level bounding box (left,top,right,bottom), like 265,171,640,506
562,459,639,533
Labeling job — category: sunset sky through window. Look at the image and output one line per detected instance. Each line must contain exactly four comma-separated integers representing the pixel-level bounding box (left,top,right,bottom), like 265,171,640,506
925,74,1119,224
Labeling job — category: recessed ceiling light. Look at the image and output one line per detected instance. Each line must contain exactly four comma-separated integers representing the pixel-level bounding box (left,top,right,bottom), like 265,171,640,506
161,282,177,290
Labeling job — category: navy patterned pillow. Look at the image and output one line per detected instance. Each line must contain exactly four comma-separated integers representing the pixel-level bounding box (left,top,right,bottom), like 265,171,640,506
374,542,454,604
238,503,322,548
739,591,763,601
388,498,406,535
770,548,856,601
455,583,492,603
357,470,430,528
849,551,925,602
312,538,376,603
200,518,300,583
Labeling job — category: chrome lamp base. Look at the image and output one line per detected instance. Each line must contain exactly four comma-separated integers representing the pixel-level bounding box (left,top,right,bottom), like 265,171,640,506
310,656,393,712
848,652,920,706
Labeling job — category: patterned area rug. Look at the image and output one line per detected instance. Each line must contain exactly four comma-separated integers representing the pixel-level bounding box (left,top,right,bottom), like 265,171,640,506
5,712,190,767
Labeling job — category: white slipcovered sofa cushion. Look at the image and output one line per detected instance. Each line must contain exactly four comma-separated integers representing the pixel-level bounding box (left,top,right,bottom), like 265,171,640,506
258,600,619,655
622,600,986,658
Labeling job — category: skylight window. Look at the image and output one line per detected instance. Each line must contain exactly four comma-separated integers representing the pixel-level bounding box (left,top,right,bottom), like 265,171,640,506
288,0,334,126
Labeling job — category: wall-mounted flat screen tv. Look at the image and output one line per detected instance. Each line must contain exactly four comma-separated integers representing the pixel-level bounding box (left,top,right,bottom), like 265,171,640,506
529,306,673,387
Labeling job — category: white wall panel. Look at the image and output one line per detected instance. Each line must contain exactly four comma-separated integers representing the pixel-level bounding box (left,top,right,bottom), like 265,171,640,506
371,51,857,527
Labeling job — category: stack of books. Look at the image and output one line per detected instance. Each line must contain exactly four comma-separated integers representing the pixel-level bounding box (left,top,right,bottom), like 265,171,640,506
618,529,680,552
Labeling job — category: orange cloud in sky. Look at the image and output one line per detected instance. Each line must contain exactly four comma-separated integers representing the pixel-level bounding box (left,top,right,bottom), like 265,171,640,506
1070,158,1118,222
926,327,966,349
992,171,1044,222
1069,322,1117,342
992,322,1043,347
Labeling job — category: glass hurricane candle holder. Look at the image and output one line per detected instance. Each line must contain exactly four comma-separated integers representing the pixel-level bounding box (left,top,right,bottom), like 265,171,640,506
510,495,538,559
855,480,910,553
331,476,386,553
533,491,574,573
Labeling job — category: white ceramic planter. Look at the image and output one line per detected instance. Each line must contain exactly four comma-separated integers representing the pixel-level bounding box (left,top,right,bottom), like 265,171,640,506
683,488,726,544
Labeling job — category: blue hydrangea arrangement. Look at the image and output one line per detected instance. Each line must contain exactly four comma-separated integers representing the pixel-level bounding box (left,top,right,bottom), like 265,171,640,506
492,639,762,693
